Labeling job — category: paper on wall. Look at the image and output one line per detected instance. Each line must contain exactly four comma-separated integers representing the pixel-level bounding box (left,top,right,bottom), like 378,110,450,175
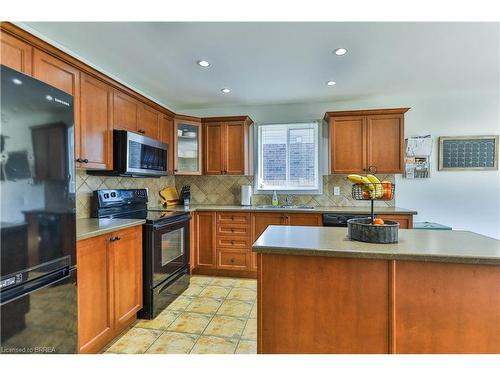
405,135,432,156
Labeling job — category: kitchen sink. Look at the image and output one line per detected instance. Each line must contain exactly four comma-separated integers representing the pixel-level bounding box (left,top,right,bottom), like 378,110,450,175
256,205,316,210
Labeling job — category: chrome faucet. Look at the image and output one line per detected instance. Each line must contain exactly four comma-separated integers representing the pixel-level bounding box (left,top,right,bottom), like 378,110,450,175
285,194,293,206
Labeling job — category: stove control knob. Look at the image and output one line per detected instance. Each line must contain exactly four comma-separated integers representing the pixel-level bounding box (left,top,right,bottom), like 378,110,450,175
103,193,110,199
110,192,116,198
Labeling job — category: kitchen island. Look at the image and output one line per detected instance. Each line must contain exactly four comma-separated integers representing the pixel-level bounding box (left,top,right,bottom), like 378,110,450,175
252,226,500,354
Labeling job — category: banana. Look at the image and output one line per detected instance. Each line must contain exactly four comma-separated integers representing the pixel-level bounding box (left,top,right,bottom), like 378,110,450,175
347,174,366,184
366,174,383,198
347,174,375,194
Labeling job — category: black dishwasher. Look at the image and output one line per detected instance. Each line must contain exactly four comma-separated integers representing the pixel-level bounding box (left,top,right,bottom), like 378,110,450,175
322,213,370,227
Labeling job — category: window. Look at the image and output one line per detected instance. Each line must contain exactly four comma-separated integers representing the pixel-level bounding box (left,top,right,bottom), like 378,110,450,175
255,122,320,193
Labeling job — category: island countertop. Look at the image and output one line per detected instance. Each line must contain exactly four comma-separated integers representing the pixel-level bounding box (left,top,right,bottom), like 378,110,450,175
77,218,146,240
252,226,500,265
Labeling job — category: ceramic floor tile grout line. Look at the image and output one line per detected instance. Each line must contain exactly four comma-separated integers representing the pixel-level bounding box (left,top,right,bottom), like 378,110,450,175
105,276,256,354
189,283,239,353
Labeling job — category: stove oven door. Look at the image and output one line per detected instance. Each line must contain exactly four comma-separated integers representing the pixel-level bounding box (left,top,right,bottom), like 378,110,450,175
148,219,189,288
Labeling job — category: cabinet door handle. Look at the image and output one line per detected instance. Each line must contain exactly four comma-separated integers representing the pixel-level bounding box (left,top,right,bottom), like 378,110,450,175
82,159,89,163
76,158,82,162
110,236,121,242
368,165,377,173
230,258,235,263
220,170,224,174
138,129,145,134
231,241,235,245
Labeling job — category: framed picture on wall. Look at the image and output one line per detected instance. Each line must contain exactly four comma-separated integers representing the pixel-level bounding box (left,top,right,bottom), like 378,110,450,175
438,135,499,171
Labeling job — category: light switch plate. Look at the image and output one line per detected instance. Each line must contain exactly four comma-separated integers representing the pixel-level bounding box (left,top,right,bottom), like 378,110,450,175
334,186,340,196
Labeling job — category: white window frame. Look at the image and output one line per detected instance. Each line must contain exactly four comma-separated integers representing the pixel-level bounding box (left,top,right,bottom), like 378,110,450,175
253,121,323,195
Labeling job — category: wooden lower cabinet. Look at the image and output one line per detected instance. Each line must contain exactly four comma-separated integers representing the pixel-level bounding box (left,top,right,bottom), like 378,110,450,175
76,234,113,354
110,227,143,330
77,225,142,354
394,261,500,354
287,213,322,226
378,214,413,229
217,250,249,270
258,254,389,353
195,212,216,269
193,211,323,276
258,256,500,354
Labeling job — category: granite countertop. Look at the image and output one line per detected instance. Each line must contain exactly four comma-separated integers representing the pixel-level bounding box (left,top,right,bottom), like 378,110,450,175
160,205,417,215
77,218,146,241
252,226,500,265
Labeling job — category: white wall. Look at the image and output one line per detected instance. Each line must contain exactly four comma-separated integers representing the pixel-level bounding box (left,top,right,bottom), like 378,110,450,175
180,90,500,239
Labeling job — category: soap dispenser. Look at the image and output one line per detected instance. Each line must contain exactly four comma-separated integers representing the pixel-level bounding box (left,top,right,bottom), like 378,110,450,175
272,191,279,207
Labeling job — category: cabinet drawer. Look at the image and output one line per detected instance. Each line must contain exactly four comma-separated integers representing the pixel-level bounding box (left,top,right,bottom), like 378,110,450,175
216,236,250,249
217,224,250,237
217,250,248,269
216,212,250,224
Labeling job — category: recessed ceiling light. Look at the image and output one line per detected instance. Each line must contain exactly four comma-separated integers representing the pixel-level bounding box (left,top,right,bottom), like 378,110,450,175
12,78,23,85
221,88,231,93
45,95,53,101
326,81,336,86
197,60,210,67
334,48,347,56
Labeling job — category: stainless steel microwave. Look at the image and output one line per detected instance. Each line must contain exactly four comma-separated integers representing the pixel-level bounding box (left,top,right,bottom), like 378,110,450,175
112,130,168,177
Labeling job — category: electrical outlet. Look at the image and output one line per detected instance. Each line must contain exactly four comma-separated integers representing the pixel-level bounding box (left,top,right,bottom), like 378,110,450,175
334,186,340,196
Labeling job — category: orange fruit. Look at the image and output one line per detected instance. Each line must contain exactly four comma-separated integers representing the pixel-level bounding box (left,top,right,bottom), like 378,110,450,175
373,218,385,225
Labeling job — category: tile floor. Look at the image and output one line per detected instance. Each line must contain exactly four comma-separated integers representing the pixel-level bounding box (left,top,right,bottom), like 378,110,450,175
104,275,257,354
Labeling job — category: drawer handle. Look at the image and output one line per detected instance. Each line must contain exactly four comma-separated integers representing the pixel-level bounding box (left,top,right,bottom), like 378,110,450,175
110,236,121,242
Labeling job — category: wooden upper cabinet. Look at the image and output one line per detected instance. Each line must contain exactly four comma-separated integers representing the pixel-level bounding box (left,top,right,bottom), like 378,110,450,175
0,30,32,74
159,115,175,175
138,104,160,139
113,90,138,132
330,116,366,173
326,108,409,174
204,122,225,174
195,212,216,268
109,227,142,330
80,73,113,170
77,235,114,354
367,114,404,173
202,116,253,175
32,49,81,161
174,116,202,175
225,121,249,175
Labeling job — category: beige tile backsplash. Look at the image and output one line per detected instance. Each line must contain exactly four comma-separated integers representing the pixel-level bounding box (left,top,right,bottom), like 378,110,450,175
76,169,175,218
76,170,394,218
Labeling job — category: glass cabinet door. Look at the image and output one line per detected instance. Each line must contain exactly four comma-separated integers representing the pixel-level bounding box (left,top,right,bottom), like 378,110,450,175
174,119,202,175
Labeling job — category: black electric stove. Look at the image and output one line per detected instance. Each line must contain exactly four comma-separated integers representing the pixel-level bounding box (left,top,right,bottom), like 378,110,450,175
91,189,191,319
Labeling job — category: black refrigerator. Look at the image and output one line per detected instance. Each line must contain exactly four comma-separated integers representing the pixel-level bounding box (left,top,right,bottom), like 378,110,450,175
0,65,77,354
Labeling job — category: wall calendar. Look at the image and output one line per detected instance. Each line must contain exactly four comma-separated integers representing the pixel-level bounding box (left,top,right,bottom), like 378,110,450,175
438,136,499,171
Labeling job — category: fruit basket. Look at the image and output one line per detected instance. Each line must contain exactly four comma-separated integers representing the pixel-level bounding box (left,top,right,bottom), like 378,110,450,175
347,174,399,243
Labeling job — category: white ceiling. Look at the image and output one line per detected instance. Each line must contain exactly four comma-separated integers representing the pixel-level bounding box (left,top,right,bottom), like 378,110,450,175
20,22,499,111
